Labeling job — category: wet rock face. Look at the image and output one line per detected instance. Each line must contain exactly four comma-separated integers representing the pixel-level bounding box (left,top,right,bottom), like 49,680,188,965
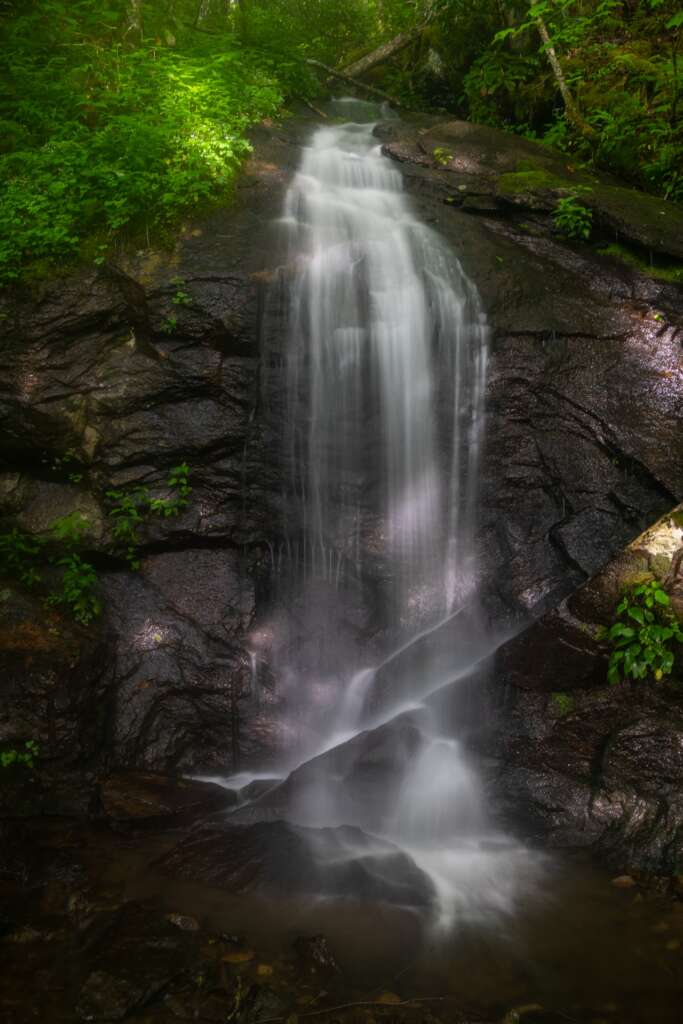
0,112,682,790
487,507,683,872
376,117,683,618
0,119,302,780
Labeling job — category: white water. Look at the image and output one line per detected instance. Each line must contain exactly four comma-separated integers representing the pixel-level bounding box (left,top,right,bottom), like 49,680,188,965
246,100,539,927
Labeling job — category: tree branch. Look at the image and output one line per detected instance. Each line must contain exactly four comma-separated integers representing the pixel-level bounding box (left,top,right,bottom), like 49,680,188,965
305,59,400,107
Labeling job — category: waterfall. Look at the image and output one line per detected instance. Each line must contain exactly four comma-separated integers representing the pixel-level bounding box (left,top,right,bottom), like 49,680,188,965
252,100,538,927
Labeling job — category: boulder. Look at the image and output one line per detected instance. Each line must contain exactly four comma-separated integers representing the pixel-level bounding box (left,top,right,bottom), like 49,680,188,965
156,819,435,908
97,772,237,823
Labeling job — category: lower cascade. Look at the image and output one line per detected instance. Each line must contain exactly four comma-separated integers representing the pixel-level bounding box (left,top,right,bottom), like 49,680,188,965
231,100,541,926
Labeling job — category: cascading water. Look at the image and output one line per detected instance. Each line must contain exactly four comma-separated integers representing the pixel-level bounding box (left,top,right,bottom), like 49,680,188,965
248,99,539,927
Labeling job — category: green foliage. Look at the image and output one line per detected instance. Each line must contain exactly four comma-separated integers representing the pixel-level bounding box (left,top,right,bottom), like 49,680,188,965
106,462,192,568
0,527,44,588
47,554,101,625
171,276,191,306
0,2,284,283
161,315,178,334
398,0,683,202
432,146,453,166
1,739,40,770
50,511,91,547
106,486,149,569
602,579,683,684
552,193,593,239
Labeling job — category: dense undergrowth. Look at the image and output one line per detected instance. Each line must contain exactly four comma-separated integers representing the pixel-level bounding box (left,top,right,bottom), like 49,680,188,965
0,3,283,282
0,0,372,284
375,0,682,203
0,1,680,284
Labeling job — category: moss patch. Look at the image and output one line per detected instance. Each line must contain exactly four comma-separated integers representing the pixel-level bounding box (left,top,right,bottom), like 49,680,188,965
498,169,571,195
596,242,683,284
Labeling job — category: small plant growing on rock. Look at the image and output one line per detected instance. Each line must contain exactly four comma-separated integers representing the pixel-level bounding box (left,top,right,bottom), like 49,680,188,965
50,511,90,546
47,554,102,626
601,579,683,684
433,146,453,167
106,463,192,568
1,740,39,770
171,277,192,306
0,528,44,588
161,315,178,334
553,193,593,240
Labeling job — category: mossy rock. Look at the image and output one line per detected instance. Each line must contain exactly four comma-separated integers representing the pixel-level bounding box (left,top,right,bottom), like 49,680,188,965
596,242,683,284
498,169,570,195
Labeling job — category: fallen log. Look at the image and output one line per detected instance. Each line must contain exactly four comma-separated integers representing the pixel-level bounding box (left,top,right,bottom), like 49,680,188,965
338,26,424,80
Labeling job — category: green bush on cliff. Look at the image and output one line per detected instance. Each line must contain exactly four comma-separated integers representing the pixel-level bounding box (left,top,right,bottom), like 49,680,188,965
603,579,683,684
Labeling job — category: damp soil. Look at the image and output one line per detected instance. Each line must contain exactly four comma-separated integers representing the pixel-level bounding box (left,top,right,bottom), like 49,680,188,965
2,815,683,1024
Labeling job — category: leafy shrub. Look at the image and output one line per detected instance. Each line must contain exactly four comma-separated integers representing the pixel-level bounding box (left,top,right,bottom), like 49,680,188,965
553,194,593,240
602,579,683,684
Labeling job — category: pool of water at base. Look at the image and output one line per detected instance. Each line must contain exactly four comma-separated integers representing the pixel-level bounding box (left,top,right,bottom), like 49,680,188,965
2,819,683,1024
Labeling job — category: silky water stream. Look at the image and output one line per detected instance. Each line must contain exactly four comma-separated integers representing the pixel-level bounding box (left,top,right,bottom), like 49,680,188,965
223,98,543,927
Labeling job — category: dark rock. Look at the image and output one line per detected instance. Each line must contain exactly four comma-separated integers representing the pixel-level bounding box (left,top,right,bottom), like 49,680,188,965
75,902,192,1021
293,934,340,976
98,772,236,823
0,584,106,815
238,778,282,803
156,819,435,908
245,985,290,1023
0,820,39,884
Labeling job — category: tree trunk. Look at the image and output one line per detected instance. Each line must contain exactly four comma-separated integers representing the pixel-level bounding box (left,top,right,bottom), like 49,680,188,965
235,0,250,41
536,15,596,140
194,0,213,26
125,0,143,46
338,26,424,80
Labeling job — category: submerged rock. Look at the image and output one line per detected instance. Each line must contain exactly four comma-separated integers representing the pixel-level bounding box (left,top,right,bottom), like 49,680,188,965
227,712,427,833
156,819,435,908
75,902,193,1021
